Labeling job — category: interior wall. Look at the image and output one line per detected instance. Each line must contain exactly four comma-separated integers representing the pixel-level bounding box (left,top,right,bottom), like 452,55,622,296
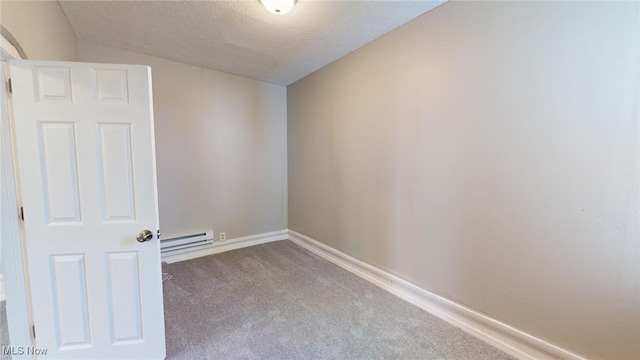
287,2,639,359
0,0,77,61
78,40,288,240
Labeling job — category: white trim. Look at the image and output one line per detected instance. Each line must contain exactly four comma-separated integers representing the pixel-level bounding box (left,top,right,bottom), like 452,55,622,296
1,43,33,357
288,230,587,360
162,229,289,264
0,37,20,61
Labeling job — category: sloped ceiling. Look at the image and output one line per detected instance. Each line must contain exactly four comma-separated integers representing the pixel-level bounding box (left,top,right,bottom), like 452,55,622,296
58,0,444,85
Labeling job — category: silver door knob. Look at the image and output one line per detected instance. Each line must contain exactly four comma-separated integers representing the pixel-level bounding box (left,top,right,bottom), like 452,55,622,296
137,230,153,242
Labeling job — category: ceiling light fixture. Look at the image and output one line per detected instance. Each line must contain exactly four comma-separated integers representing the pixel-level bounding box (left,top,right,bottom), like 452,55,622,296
260,0,296,15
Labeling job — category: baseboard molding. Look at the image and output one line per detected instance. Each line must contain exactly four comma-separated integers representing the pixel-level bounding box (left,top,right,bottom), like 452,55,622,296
162,229,288,264
288,230,586,360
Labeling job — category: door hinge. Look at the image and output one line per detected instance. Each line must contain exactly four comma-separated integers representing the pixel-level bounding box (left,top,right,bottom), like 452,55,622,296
20,206,24,221
32,325,36,339
7,78,12,94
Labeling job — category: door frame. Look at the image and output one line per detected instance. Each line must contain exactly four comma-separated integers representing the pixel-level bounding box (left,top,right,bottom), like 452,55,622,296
1,29,34,356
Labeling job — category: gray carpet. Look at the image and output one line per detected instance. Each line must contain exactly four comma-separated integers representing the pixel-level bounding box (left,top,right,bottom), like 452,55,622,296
162,241,514,360
1,300,10,360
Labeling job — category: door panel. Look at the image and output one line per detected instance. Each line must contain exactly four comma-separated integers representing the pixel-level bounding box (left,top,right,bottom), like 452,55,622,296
97,123,136,222
50,254,91,349
105,252,143,344
37,121,82,224
9,60,165,359
34,66,72,102
93,68,129,104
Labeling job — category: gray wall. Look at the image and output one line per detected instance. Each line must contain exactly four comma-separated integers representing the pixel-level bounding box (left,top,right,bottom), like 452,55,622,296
79,41,288,240
0,1,77,61
287,2,639,359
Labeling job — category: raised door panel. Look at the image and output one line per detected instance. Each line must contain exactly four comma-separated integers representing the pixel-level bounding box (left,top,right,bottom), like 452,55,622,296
49,254,91,350
37,122,81,224
97,123,136,222
105,252,143,345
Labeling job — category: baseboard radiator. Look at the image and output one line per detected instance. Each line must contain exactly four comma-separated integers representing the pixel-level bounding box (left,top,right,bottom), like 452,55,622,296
160,231,214,261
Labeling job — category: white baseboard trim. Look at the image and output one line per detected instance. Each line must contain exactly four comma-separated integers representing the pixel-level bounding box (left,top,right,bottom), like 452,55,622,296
162,229,288,264
288,229,586,360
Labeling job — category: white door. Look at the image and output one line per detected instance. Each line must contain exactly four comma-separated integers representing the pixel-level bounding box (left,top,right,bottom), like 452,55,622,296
9,60,165,359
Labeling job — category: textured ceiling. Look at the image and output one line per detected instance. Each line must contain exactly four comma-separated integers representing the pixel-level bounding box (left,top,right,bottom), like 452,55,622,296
58,0,444,85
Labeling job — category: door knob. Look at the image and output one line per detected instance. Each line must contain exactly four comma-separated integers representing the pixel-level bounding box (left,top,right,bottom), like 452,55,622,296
137,230,153,243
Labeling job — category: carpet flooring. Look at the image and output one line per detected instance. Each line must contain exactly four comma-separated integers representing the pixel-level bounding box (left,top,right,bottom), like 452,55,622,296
162,240,514,360
0,300,10,360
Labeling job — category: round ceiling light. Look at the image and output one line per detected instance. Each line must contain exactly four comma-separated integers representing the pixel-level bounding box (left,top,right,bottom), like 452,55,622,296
260,0,296,15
